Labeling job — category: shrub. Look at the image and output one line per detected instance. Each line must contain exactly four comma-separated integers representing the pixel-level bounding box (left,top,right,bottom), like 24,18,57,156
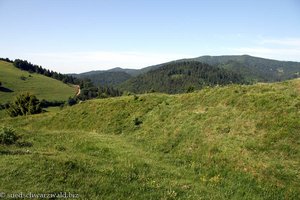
0,127,18,145
7,93,42,117
133,95,139,101
67,97,77,106
186,86,195,93
133,117,143,126
148,88,156,93
0,103,9,111
40,99,65,108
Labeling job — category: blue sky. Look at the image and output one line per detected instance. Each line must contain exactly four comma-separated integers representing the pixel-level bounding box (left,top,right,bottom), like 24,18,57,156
0,0,299,73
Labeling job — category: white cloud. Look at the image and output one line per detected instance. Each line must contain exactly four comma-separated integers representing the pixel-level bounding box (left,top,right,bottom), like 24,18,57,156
25,51,193,73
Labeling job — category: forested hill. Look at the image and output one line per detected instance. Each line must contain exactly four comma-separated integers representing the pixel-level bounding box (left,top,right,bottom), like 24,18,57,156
119,61,247,94
188,55,300,82
107,67,140,76
71,67,141,87
134,55,300,83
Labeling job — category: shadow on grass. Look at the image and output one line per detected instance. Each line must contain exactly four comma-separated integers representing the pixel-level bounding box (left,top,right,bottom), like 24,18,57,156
0,87,13,93
0,150,30,155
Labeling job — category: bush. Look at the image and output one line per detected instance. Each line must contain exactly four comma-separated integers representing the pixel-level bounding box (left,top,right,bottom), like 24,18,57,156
133,117,143,126
148,88,156,93
7,93,42,117
0,127,18,145
67,97,77,106
186,86,195,93
40,99,65,108
133,95,139,101
0,103,9,110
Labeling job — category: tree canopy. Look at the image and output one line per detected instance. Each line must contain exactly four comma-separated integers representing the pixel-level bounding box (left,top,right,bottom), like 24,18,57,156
120,61,247,94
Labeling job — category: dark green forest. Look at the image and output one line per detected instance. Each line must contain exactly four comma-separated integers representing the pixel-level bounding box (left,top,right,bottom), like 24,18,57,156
76,79,122,100
119,61,247,94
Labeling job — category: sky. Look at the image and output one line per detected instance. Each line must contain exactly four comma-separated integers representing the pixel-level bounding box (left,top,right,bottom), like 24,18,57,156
0,0,299,73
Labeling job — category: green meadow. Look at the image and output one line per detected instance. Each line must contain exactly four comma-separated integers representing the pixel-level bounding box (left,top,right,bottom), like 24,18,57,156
0,61,75,104
0,79,299,199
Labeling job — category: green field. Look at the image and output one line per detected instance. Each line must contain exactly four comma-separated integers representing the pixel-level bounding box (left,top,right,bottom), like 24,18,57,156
0,61,75,104
0,79,299,199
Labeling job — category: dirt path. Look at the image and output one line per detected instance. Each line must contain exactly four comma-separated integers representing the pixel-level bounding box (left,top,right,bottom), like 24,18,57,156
75,85,81,96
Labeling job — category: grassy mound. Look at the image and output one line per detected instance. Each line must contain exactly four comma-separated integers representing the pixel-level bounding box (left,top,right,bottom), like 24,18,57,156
0,79,299,199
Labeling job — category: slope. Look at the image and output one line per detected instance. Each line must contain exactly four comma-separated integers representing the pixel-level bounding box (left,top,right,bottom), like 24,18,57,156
119,61,247,94
0,61,76,104
0,79,299,199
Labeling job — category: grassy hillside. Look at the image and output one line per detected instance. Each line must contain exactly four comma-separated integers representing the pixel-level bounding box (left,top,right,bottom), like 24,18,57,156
0,79,299,199
120,61,247,94
0,61,76,104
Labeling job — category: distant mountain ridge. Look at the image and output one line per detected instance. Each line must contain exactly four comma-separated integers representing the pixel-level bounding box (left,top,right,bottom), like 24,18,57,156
189,55,300,82
107,67,140,76
71,70,132,87
72,55,300,90
71,67,141,87
138,55,300,82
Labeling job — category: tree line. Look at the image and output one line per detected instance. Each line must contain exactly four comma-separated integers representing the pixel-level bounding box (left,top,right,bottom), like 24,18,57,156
0,57,13,63
13,59,78,84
